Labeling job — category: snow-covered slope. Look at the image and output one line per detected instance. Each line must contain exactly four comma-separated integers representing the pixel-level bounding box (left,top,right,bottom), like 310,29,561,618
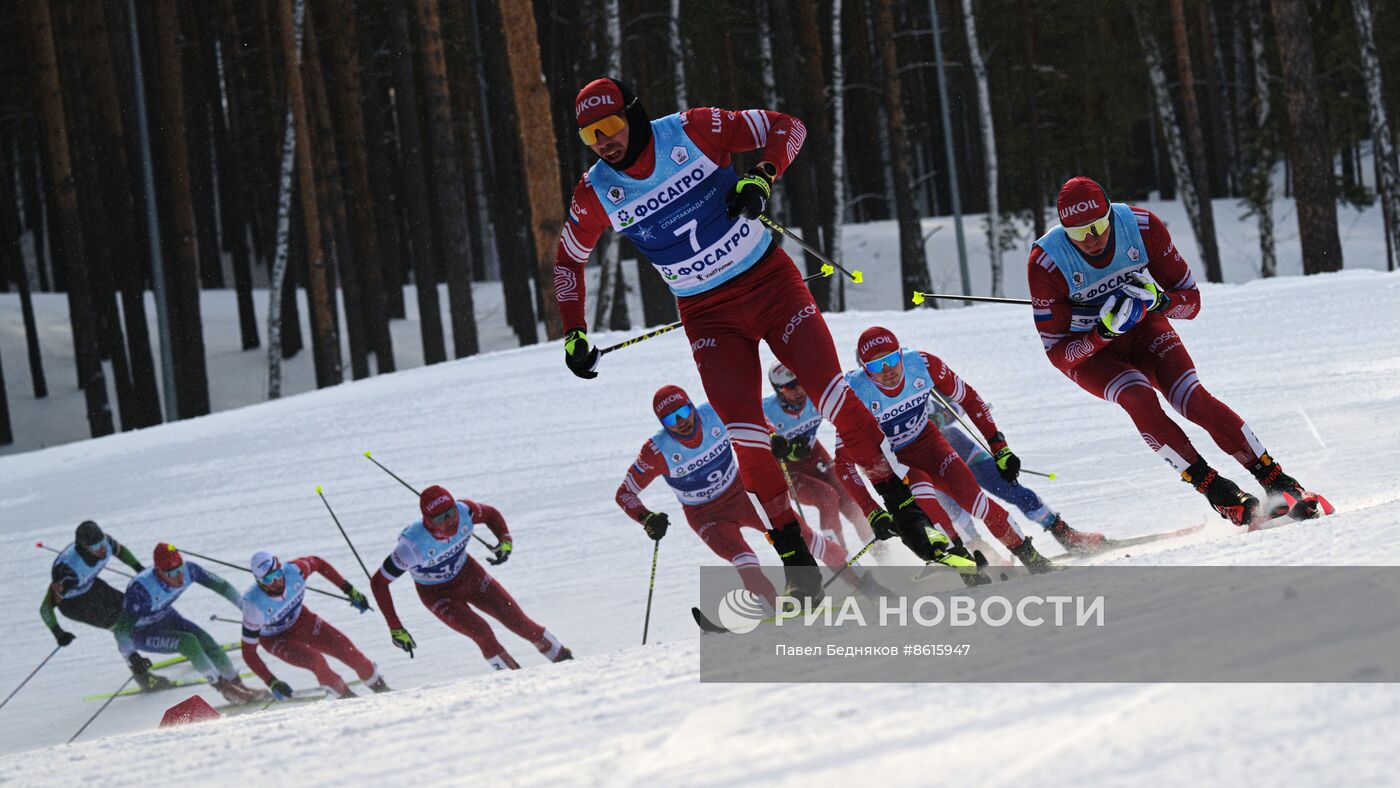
1,269,1398,784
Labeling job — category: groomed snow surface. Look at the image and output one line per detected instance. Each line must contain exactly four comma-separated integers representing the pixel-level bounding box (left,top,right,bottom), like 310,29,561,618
2,264,1399,785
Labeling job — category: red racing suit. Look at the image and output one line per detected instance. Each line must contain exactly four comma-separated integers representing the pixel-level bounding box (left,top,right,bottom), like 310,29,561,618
557,106,907,536
1029,206,1265,472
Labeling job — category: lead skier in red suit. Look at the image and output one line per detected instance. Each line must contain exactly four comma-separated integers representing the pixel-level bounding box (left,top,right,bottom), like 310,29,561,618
556,78,945,596
1029,177,1328,527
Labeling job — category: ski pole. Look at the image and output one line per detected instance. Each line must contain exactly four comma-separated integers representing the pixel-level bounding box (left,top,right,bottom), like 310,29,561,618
911,290,1031,306
69,675,135,743
317,486,375,582
928,389,1057,480
209,615,243,625
177,547,360,604
642,541,659,645
362,452,497,550
35,543,134,579
821,537,879,591
597,268,835,357
758,214,863,283
0,645,61,712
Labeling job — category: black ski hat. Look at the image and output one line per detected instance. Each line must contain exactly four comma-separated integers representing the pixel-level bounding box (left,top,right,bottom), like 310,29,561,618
75,520,104,550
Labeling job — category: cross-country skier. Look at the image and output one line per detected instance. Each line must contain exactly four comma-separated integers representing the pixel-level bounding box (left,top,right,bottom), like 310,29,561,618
616,385,884,605
240,551,388,700
38,521,173,690
1029,177,1327,527
914,356,1106,556
836,327,1058,575
112,544,264,704
369,487,573,671
554,77,940,596
762,362,877,549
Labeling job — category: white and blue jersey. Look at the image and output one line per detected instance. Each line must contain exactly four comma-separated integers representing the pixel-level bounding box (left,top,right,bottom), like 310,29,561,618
587,114,771,296
383,502,480,586
240,562,308,638
122,562,222,627
51,539,116,600
844,350,937,451
651,403,740,506
1032,203,1151,333
762,394,821,445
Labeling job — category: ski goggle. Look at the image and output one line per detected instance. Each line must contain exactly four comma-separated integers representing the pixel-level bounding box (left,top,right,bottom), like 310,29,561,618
774,378,802,391
1064,215,1111,242
259,565,284,587
660,404,694,428
427,506,459,527
156,564,186,586
862,349,902,375
578,114,626,145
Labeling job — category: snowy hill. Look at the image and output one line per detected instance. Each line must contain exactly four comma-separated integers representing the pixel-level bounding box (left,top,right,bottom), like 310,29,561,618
1,268,1399,784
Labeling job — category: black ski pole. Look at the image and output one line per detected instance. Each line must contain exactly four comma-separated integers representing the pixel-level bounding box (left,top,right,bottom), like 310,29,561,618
821,537,879,591
911,290,1031,306
176,547,359,604
642,541,659,645
317,486,375,582
361,452,497,549
68,675,135,743
597,269,834,357
927,389,1058,480
758,214,863,283
35,542,134,579
0,645,61,712
209,615,243,625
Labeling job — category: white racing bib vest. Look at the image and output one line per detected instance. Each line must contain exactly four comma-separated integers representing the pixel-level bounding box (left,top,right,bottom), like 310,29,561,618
587,114,771,296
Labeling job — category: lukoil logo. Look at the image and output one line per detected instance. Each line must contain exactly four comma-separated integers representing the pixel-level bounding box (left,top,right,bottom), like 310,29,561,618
715,589,767,633
860,335,894,357
576,94,616,116
1059,199,1101,220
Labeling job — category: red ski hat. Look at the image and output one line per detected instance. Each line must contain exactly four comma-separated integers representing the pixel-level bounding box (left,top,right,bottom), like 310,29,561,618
856,326,901,363
575,78,626,128
153,543,183,571
1057,177,1110,227
419,485,456,519
652,384,691,419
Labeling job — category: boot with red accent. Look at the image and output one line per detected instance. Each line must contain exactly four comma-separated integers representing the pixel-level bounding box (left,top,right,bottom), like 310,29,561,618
1182,458,1259,527
1048,516,1105,556
212,676,260,705
1249,452,1319,520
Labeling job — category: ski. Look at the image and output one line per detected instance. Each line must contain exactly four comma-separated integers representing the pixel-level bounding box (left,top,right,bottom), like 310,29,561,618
1249,491,1335,532
692,606,728,634
83,671,256,701
149,642,239,672
1089,521,1207,553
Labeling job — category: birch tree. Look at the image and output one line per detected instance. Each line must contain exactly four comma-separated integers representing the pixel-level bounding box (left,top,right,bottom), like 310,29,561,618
1244,0,1277,277
669,0,686,107
1351,0,1400,255
1168,0,1223,282
829,0,847,310
592,0,627,330
962,0,1003,296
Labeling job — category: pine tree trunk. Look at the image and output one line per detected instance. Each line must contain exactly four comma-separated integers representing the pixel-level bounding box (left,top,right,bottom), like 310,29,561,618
1199,1,1239,196
1351,0,1400,255
23,0,114,437
962,0,1002,297
358,24,406,321
277,0,342,387
497,0,565,340
873,0,929,305
415,0,479,358
1245,0,1277,278
386,1,447,364
1130,0,1210,283
793,0,835,311
1269,0,1343,273
4,138,46,397
1168,0,1223,282
212,0,263,352
593,0,622,330
1019,0,1046,237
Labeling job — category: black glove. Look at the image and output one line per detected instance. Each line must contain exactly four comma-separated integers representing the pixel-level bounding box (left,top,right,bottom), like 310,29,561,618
127,652,152,676
867,509,899,541
564,330,600,379
54,629,75,647
725,163,775,220
641,511,669,541
268,679,294,700
770,434,812,463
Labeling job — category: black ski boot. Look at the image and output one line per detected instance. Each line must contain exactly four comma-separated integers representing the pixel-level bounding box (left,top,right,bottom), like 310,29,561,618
368,676,391,693
1009,536,1056,574
1250,452,1317,520
769,521,822,603
872,477,942,561
947,542,992,586
1182,458,1259,527
1048,516,1105,556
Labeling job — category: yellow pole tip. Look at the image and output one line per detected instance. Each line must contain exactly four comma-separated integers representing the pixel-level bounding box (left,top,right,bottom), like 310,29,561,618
851,271,864,284
315,485,323,494
1048,473,1057,480
911,292,925,305
820,263,834,276
363,451,372,458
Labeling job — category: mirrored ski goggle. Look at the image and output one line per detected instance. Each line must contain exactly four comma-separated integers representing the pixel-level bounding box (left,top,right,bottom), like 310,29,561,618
578,114,626,145
862,350,902,375
157,564,186,584
260,565,284,586
774,379,802,391
660,404,694,428
427,507,458,527
1064,215,1111,241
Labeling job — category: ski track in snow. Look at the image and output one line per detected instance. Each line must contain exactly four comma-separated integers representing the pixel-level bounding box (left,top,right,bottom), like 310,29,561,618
1,269,1398,784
